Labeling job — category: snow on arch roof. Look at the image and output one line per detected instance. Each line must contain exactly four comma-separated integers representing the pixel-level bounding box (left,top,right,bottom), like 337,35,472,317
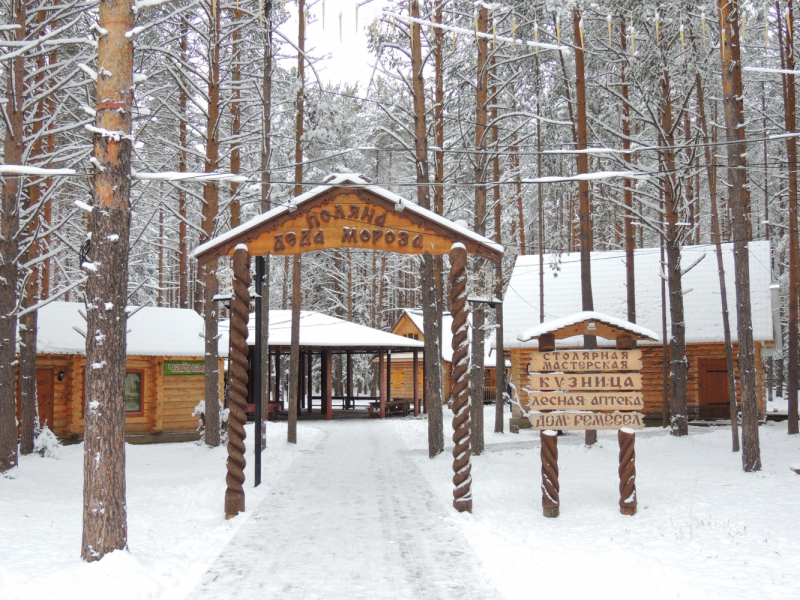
33,301,211,357
503,241,774,348
192,173,503,264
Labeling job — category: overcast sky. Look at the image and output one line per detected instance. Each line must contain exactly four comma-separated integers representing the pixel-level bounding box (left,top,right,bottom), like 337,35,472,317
278,0,391,89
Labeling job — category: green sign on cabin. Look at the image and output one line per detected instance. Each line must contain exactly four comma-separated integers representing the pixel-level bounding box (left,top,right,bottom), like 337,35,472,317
164,361,205,375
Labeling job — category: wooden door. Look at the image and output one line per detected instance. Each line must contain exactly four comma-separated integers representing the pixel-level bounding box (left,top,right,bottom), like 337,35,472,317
36,368,54,429
15,367,55,430
698,359,731,419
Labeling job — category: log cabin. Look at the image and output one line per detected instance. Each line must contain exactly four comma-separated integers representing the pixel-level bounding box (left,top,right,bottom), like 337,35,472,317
388,309,507,404
502,241,776,423
18,301,225,443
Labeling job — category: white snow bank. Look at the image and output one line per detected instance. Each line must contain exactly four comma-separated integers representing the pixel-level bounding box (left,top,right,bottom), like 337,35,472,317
0,421,322,600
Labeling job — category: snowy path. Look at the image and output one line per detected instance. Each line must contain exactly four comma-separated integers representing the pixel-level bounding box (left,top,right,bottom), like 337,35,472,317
192,420,501,600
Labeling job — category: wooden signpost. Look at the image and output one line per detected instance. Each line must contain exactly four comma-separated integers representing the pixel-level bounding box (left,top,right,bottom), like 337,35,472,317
519,314,658,519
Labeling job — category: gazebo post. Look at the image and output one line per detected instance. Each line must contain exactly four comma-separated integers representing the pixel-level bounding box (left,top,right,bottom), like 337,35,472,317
324,349,333,420
307,352,313,414
422,349,427,414
225,246,250,519
275,352,282,409
346,351,353,409
299,351,305,414
413,349,419,416
386,350,392,409
379,350,385,419
449,244,472,513
320,350,328,416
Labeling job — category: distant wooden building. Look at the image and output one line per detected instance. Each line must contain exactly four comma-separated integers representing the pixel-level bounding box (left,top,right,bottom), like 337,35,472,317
389,309,505,403
503,241,776,422
219,309,424,418
19,302,224,442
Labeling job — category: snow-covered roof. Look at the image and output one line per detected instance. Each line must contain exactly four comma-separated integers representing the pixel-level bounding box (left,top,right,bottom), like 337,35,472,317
519,311,659,342
193,173,503,262
503,241,774,348
33,301,210,357
218,310,424,350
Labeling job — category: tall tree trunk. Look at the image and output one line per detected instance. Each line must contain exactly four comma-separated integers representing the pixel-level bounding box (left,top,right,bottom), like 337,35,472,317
433,2,445,397
229,0,242,229
719,0,761,470
288,0,305,444
259,0,273,451
470,4,489,456
81,0,133,559
620,21,635,330
410,0,442,457
19,22,49,454
659,66,689,437
574,9,596,446
201,0,222,447
178,18,189,310
695,54,740,452
0,0,26,473
491,55,504,434
781,0,799,435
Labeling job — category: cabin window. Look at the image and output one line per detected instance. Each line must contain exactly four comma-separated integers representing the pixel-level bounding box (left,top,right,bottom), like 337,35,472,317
403,333,419,340
82,368,144,416
124,371,143,414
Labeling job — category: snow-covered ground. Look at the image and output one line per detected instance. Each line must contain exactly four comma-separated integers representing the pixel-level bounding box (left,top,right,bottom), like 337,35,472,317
395,406,800,600
1,407,799,599
0,421,323,599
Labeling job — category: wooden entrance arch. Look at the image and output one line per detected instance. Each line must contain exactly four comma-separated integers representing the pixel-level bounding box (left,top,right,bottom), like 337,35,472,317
194,174,503,517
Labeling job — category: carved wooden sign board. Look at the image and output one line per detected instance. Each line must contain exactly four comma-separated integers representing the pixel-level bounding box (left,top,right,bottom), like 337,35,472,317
193,184,503,265
527,348,645,431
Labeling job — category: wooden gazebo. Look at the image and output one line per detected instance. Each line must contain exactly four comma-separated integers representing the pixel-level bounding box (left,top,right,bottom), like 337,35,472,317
219,309,425,419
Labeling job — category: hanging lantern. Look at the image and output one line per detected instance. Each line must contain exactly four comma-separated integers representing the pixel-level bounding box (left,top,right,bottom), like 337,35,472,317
534,21,539,55
742,13,746,42
579,17,584,49
339,11,342,42
607,13,612,47
322,0,325,29
258,0,263,26
680,22,685,53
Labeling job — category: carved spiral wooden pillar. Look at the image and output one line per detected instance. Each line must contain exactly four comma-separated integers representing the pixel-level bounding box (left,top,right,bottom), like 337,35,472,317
618,428,637,516
540,430,560,518
449,244,472,513
225,246,251,519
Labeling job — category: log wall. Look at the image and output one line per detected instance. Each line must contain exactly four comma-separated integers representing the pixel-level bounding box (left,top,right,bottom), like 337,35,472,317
509,341,767,420
31,354,223,440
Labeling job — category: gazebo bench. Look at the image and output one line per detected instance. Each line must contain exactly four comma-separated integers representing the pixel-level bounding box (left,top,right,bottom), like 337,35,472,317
367,399,413,417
